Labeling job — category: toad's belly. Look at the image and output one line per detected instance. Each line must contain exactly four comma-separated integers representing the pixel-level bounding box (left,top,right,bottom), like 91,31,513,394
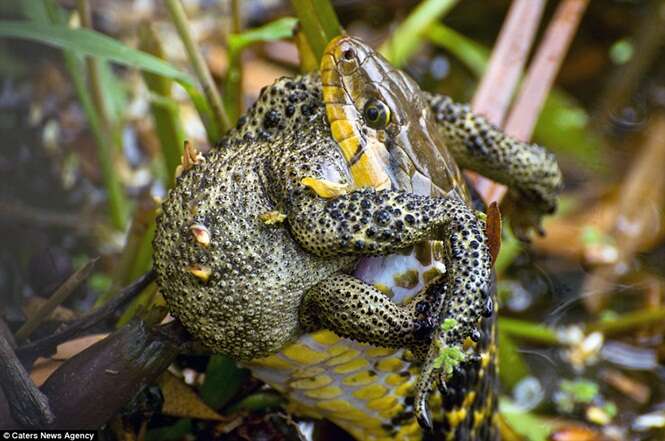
245,243,498,441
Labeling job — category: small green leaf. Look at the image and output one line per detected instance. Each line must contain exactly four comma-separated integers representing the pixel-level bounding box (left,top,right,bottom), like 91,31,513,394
200,355,249,410
380,0,460,67
224,17,298,123
500,399,553,441
226,392,284,413
602,401,618,419
560,379,599,404
228,17,298,52
145,419,192,441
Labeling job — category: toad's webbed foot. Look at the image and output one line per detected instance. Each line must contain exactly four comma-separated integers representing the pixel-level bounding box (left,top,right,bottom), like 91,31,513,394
427,93,563,240
503,188,556,242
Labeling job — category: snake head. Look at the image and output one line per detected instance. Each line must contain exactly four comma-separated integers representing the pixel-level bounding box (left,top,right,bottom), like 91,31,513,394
321,35,469,201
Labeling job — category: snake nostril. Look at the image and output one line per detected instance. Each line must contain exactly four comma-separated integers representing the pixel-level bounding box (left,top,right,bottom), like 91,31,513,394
343,48,355,60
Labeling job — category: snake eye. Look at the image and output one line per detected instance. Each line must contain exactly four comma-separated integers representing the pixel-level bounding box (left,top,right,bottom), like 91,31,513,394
363,99,390,129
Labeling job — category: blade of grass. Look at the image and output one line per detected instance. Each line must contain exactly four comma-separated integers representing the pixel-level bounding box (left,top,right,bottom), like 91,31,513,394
378,0,459,68
200,355,249,410
0,18,220,145
289,0,342,63
0,21,194,84
76,0,129,231
426,23,488,77
224,0,243,123
138,21,185,183
95,195,157,307
499,317,560,346
586,306,665,336
224,17,298,123
164,0,230,135
294,26,318,72
498,327,530,390
30,2,130,230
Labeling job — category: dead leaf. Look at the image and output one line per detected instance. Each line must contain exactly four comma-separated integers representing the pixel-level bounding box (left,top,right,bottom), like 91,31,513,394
31,333,108,386
486,201,502,265
158,372,226,421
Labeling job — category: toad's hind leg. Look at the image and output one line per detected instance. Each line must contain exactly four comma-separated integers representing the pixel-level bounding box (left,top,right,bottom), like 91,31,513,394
300,273,446,350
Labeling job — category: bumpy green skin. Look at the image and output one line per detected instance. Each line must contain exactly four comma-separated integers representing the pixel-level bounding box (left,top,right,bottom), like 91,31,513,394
154,75,489,362
153,71,561,439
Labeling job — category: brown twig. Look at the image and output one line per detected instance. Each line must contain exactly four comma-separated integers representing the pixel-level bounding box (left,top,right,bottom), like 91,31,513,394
39,319,186,429
0,318,54,427
467,0,546,203
505,0,590,140
471,0,589,206
16,270,156,362
0,200,93,233
15,258,98,343
471,0,546,125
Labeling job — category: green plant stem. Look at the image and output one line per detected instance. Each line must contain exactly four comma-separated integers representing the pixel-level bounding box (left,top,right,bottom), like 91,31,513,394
138,22,185,182
75,0,128,230
223,0,244,124
499,317,560,345
164,0,230,134
96,195,156,306
426,23,488,76
497,327,530,390
289,0,342,62
586,307,665,336
379,0,459,67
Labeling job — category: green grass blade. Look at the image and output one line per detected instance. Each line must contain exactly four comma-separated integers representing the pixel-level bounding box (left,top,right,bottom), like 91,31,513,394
427,23,487,77
138,22,185,184
379,0,459,67
33,4,129,229
228,17,298,50
224,17,298,123
164,0,229,137
200,355,249,410
0,20,195,85
290,0,342,63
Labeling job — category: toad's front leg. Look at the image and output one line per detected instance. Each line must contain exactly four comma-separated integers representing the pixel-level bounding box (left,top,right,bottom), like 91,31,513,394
288,187,493,429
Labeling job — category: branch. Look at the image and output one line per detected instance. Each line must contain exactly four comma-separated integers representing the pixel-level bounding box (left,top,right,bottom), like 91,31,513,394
467,0,546,203
16,270,156,362
15,258,98,343
0,318,54,427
